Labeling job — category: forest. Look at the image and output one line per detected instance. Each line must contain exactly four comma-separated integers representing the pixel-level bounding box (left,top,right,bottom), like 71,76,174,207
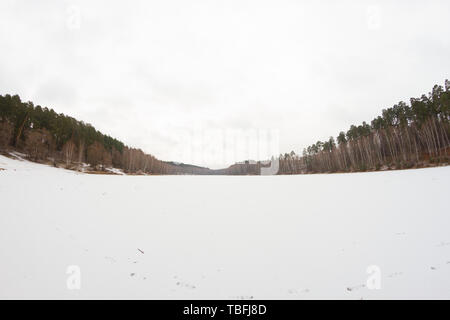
0,81,449,175
291,80,450,174
215,80,450,175
0,94,209,174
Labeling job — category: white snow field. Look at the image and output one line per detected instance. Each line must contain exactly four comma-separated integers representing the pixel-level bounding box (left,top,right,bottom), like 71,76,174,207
0,154,449,299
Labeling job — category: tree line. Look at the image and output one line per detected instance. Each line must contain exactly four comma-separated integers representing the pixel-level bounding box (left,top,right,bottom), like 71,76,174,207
217,81,449,175
0,94,209,174
1,81,448,175
279,81,449,174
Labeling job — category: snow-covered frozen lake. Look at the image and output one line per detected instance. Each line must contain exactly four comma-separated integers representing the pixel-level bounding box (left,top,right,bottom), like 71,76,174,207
0,154,449,299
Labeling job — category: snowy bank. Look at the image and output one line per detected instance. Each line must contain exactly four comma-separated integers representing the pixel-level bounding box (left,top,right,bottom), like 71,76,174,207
0,155,449,299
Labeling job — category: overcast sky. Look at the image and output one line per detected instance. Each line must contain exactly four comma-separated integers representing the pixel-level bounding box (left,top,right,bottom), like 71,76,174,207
1,0,449,168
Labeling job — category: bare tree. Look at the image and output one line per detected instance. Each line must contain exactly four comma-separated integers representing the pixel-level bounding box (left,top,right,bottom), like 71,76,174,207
62,140,76,167
0,121,13,150
24,129,53,161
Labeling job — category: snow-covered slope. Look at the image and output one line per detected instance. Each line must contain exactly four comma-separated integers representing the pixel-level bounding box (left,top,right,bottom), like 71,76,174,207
0,154,449,299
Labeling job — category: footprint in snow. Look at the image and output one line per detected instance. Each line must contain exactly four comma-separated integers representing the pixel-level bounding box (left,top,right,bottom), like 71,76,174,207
175,280,196,289
230,295,254,300
347,284,366,292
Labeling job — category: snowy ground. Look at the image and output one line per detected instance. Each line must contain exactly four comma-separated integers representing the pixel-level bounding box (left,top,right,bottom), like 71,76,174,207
0,154,449,299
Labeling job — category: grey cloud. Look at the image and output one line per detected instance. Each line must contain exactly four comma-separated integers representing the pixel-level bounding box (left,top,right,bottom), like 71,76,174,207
1,0,449,168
